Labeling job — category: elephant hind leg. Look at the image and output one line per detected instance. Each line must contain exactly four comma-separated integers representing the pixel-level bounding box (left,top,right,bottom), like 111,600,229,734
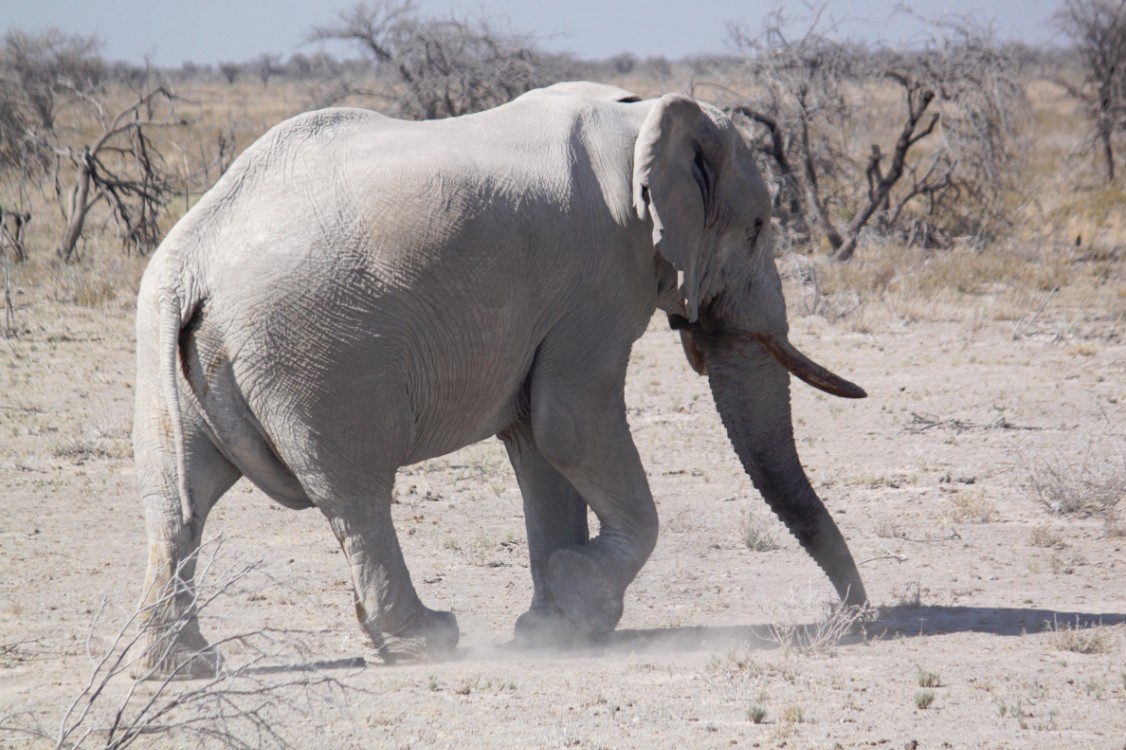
317,483,458,663
135,415,240,680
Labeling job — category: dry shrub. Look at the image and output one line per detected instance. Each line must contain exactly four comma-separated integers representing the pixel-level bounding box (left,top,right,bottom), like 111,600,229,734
914,690,936,709
741,508,781,552
947,490,999,524
1028,524,1064,548
2,539,368,748
917,669,941,688
763,596,875,656
1027,443,1126,519
1045,616,1118,655
780,704,805,723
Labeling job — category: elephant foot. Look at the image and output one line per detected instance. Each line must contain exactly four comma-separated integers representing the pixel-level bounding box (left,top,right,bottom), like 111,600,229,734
545,547,624,637
136,632,224,681
372,608,459,664
513,605,583,648
134,612,223,681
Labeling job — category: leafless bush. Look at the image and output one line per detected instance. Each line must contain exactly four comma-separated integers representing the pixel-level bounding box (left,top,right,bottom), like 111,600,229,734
1054,0,1126,182
722,5,1027,259
252,53,283,87
218,62,241,85
1,539,367,749
1027,441,1126,519
0,29,104,183
0,206,30,262
284,53,342,82
308,0,563,119
763,595,874,655
46,86,184,260
0,30,187,260
0,28,105,132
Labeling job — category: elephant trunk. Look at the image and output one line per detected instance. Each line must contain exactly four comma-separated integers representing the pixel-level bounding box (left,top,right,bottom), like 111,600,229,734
703,334,867,606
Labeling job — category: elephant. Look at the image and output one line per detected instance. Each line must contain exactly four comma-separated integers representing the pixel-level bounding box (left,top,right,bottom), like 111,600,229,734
132,81,868,679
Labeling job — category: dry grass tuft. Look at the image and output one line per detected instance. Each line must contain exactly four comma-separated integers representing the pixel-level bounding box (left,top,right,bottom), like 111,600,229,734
780,704,805,723
1045,617,1118,655
1028,524,1064,549
51,435,117,462
917,669,941,688
764,597,875,656
914,690,936,709
741,508,781,552
947,490,999,524
1027,444,1126,519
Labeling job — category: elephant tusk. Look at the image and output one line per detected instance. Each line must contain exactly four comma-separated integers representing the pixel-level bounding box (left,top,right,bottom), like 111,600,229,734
679,329,708,376
667,314,866,399
749,333,867,399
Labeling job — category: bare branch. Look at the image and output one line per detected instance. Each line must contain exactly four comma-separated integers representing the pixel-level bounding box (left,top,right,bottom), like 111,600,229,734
1054,0,1126,181
29,539,374,750
726,4,1027,259
307,2,562,120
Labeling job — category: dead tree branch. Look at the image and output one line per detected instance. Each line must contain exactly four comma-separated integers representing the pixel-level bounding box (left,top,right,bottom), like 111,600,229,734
307,0,562,119
726,5,1027,259
1054,0,1126,182
44,85,182,260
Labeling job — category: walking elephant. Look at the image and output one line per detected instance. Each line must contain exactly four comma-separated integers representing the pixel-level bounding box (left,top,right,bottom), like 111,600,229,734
133,81,868,678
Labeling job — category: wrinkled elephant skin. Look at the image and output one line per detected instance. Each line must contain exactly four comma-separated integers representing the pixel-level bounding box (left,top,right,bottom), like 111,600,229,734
133,81,869,678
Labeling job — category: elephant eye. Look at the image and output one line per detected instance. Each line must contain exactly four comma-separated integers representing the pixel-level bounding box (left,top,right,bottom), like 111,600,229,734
748,218,763,249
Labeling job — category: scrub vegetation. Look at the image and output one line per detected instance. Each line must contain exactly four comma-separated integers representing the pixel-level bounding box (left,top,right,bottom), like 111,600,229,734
1,2,1124,748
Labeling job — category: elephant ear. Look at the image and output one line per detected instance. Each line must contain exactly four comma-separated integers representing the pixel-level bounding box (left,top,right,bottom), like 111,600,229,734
632,95,723,323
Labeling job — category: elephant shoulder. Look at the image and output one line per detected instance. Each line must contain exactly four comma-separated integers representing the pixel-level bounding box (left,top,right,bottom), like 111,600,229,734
261,107,398,148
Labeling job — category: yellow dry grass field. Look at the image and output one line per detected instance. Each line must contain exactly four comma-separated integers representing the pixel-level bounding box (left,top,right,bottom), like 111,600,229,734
1,75,1124,748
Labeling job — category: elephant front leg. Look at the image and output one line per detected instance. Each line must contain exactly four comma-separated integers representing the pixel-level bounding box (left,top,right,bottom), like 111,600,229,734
321,499,459,662
501,422,590,646
525,372,660,641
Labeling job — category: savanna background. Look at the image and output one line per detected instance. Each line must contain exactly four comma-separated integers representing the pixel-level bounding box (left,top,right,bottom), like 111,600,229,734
1,1,1124,747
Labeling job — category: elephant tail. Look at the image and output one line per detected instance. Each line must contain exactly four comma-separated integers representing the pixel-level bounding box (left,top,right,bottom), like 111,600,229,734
159,290,194,525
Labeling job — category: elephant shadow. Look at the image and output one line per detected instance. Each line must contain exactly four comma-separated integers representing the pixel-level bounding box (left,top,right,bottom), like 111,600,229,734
238,605,1125,674
577,604,1126,657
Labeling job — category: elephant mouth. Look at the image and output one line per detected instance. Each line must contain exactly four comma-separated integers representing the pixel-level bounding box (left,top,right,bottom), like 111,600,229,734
668,314,867,399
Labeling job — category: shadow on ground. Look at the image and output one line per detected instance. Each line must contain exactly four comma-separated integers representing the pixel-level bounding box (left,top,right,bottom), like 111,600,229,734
470,604,1126,660
230,605,1126,674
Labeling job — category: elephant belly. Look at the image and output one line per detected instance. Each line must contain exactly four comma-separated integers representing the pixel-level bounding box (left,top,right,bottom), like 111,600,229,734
400,363,527,464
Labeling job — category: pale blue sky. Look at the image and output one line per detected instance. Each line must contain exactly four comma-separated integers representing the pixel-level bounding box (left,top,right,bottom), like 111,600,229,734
1,0,1064,66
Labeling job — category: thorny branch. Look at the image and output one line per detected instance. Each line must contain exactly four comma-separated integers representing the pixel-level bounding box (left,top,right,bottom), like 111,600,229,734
9,538,376,750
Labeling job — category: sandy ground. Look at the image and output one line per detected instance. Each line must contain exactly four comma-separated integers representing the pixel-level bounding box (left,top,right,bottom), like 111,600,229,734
1,259,1124,749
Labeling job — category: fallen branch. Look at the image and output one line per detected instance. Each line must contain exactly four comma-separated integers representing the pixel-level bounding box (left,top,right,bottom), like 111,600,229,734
906,412,1043,434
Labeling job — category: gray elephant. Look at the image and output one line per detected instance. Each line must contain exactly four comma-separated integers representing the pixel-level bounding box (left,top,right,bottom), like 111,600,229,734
133,81,867,678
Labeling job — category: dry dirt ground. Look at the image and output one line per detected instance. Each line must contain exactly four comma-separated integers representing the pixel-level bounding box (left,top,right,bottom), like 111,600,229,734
1,253,1124,749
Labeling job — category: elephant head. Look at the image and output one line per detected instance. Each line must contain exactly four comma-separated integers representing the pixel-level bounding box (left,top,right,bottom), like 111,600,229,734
633,95,868,606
